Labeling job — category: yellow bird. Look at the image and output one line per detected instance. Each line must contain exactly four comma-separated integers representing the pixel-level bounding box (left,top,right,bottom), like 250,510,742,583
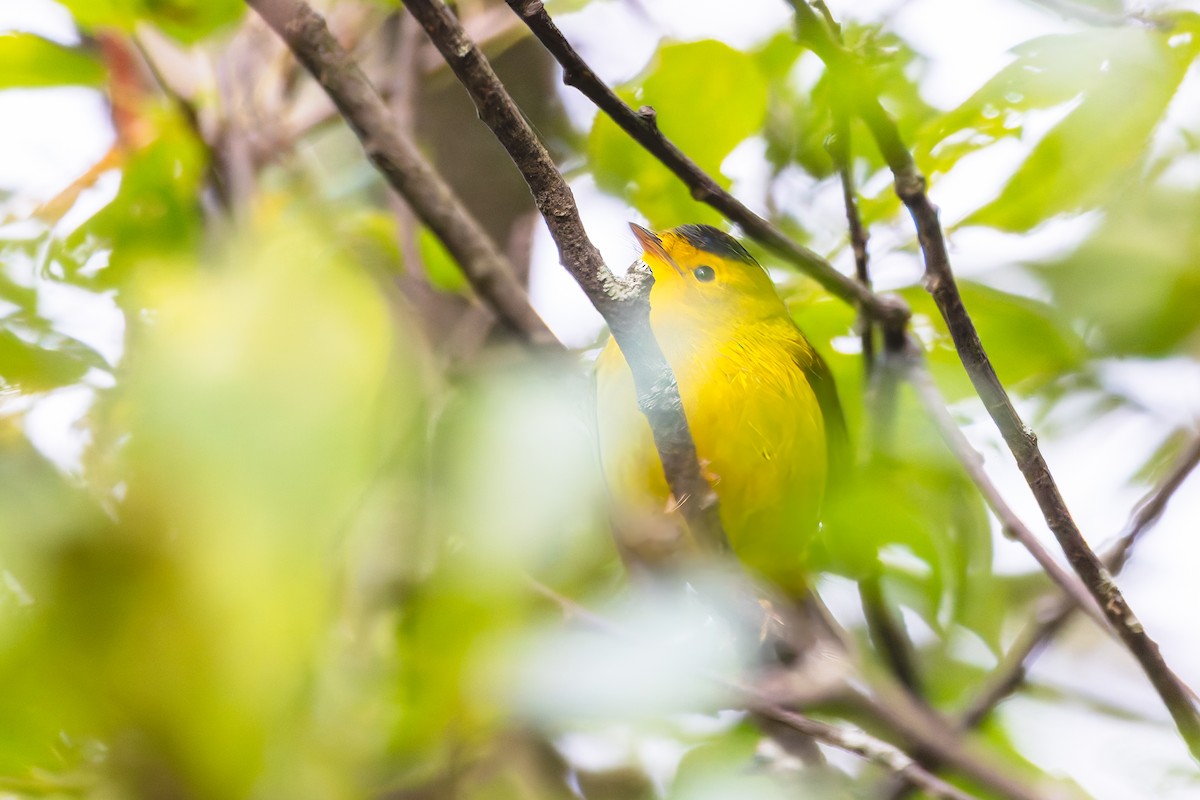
595,223,846,595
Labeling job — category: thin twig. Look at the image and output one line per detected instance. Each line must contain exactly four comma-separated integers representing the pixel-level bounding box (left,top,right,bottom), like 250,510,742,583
828,117,874,372
1107,434,1200,573
813,2,924,695
501,0,910,334
527,581,981,800
965,431,1200,726
247,0,559,347
885,431,1200,798
749,702,979,800
787,0,1200,760
400,0,728,553
905,348,1110,630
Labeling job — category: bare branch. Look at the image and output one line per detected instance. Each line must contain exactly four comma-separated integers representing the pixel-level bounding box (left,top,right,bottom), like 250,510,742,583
827,116,874,371
1107,434,1200,573
749,702,980,800
885,431,1200,798
247,0,559,347
787,0,1200,759
399,0,728,553
904,349,1110,630
501,0,910,333
528,581,983,800
966,431,1200,727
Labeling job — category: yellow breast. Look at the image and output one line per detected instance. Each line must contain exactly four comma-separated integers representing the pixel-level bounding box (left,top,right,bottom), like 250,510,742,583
595,311,828,593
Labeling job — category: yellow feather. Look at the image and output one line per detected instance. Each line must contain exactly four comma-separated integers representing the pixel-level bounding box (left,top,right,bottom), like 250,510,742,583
595,224,838,594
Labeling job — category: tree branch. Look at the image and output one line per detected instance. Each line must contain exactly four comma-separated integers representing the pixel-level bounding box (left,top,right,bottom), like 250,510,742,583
965,431,1200,726
247,0,559,348
528,580,983,800
399,0,727,553
787,0,1200,760
904,348,1110,631
501,0,909,334
885,431,1200,798
827,115,875,371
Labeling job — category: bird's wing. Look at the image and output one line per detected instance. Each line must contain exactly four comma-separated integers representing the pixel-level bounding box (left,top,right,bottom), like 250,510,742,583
791,336,851,494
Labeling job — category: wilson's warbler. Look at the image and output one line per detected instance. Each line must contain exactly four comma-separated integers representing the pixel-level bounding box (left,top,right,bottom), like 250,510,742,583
596,223,846,595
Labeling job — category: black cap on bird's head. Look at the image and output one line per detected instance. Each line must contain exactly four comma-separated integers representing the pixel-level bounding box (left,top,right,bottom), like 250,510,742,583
630,223,757,265
670,224,757,266
628,222,783,315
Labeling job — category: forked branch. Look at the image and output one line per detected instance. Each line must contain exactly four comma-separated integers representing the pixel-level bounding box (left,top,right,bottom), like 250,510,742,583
247,0,557,347
786,0,1200,761
502,0,910,333
398,0,728,553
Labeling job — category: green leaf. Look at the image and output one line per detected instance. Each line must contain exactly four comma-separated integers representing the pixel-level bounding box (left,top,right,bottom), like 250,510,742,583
0,326,106,393
58,0,244,43
922,27,1198,230
641,41,767,173
588,40,767,227
74,103,207,286
1031,187,1200,356
900,281,1089,400
338,208,403,276
417,226,467,293
0,34,105,90
816,388,994,646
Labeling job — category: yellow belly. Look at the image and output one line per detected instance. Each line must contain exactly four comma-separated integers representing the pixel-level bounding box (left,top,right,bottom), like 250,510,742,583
595,319,827,593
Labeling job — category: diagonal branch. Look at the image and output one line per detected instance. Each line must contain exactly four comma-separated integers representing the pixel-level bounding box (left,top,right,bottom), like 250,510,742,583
962,431,1200,730
399,0,727,553
247,0,559,348
905,348,1110,631
501,0,910,334
528,580,982,800
785,0,1200,761
884,431,1200,799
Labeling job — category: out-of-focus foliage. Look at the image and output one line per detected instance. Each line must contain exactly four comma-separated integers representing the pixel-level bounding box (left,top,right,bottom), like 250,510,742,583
58,0,245,42
589,39,767,227
0,33,105,89
947,26,1198,230
4,0,1200,797
1033,185,1200,356
904,282,1090,398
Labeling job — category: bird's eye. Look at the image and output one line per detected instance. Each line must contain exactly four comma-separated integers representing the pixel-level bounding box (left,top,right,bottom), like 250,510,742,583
693,265,716,282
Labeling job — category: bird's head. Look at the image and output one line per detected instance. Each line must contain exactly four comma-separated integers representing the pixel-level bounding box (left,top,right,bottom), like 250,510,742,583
630,223,787,322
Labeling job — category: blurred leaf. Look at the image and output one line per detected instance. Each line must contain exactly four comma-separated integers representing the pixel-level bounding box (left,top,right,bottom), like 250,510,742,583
58,0,244,43
753,31,802,82
505,587,746,725
919,27,1198,229
0,34,105,89
768,23,935,191
901,281,1089,400
640,41,768,174
0,325,106,393
392,359,610,767
338,207,403,275
418,225,468,293
589,40,767,226
74,103,206,287
0,213,424,797
1132,426,1197,486
818,387,995,646
670,722,788,800
1031,188,1200,356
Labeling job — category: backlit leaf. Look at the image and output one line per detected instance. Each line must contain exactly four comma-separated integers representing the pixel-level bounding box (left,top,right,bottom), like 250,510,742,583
0,34,104,90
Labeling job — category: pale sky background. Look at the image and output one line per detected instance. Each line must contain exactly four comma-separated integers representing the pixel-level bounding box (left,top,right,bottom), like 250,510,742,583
3,0,1200,796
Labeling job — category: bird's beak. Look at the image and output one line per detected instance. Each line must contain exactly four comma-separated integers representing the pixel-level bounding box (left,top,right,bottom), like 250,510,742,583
629,222,683,276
